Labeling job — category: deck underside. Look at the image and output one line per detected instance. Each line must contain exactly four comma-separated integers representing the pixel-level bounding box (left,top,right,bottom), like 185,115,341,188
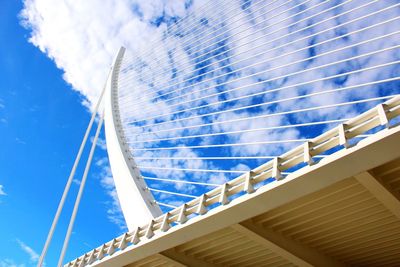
128,159,400,267
92,124,400,267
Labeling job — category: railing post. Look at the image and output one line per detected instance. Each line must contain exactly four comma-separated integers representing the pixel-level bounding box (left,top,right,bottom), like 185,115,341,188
272,157,283,180
197,194,208,215
338,124,349,148
377,104,390,128
220,183,230,205
244,171,255,193
303,141,315,165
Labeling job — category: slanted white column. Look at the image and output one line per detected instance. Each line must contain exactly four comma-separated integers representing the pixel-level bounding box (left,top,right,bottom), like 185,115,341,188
104,47,162,231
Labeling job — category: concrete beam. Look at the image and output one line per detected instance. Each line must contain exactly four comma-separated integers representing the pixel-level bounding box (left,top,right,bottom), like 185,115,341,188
156,253,186,267
232,221,344,267
355,171,400,219
161,249,218,267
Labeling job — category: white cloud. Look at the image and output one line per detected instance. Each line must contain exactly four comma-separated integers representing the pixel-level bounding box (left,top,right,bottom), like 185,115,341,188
20,0,400,225
15,138,26,145
16,239,39,263
20,0,191,109
0,185,6,196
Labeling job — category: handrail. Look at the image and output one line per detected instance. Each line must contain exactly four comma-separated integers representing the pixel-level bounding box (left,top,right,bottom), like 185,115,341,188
65,95,400,267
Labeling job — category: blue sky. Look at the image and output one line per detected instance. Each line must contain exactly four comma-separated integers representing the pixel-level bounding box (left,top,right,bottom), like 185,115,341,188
0,0,399,266
116,0,400,210
0,1,124,266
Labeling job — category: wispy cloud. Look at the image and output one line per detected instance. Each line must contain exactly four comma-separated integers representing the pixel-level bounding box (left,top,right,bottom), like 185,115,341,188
114,0,400,198
20,0,400,219
0,259,25,267
19,0,193,109
16,239,39,263
0,185,6,196
15,138,26,145
0,98,6,125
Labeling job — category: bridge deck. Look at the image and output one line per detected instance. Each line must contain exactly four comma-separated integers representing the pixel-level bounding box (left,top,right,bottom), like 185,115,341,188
127,156,400,267
99,125,400,266
67,97,400,267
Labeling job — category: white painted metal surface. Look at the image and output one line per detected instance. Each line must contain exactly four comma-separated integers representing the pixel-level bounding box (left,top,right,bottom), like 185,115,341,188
104,47,162,231
58,111,106,267
38,67,113,267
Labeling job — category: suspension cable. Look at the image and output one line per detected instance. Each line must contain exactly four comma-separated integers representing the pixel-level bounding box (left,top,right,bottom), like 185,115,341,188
121,0,318,82
133,139,307,151
122,0,245,68
119,0,347,97
57,111,105,267
125,58,400,133
139,165,247,173
121,12,400,120
136,155,328,161
126,119,347,142
125,76,399,140
124,60,400,137
119,0,385,105
119,0,343,99
156,201,179,209
126,95,395,140
122,0,281,69
125,46,400,127
120,14,399,120
148,187,198,198
143,176,220,187
37,68,111,267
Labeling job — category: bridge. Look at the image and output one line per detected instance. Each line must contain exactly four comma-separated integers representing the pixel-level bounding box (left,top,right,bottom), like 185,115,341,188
37,0,400,266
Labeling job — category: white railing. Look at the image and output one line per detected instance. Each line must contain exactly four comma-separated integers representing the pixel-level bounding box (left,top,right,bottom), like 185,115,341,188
65,95,400,267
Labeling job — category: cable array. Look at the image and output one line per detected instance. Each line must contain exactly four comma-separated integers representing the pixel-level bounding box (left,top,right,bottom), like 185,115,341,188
116,0,400,211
